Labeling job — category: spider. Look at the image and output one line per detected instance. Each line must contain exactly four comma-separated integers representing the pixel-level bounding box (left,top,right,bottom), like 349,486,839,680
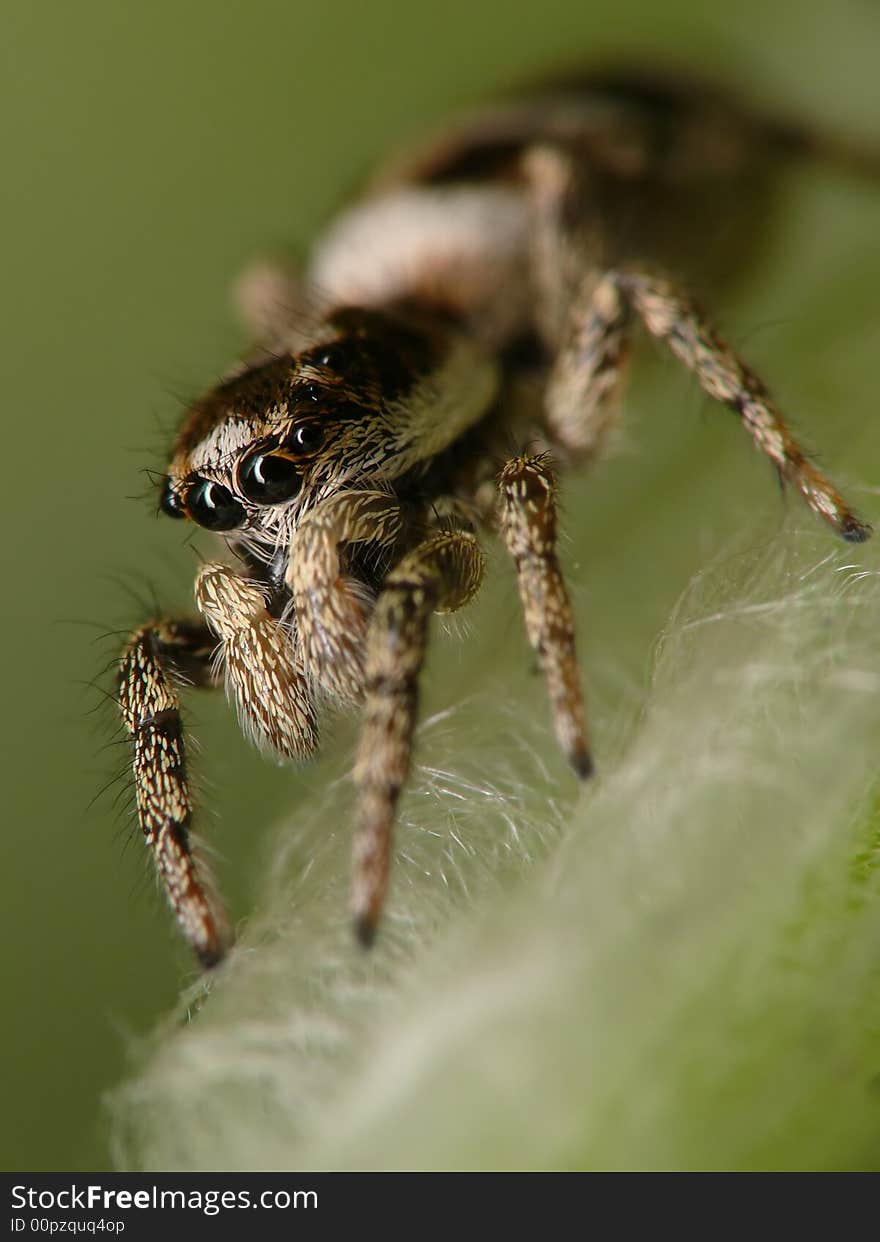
118,68,873,969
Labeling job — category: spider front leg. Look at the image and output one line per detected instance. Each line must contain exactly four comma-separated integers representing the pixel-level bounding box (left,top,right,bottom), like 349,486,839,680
118,618,231,968
286,491,407,703
195,562,318,761
544,265,870,541
351,530,485,944
497,454,592,781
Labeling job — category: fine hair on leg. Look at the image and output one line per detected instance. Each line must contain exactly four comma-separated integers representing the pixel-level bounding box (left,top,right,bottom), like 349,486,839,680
351,530,485,944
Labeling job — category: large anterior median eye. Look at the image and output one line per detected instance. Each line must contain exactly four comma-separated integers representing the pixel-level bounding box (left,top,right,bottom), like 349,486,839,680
238,451,302,504
185,477,245,530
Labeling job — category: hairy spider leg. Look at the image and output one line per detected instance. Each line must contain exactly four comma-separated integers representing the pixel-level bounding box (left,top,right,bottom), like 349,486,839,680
497,453,592,780
545,265,870,541
286,491,409,703
523,143,869,540
351,529,485,944
195,563,319,761
118,619,231,967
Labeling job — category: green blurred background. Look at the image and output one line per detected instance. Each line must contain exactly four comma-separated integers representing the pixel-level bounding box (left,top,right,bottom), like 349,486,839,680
1,0,878,1171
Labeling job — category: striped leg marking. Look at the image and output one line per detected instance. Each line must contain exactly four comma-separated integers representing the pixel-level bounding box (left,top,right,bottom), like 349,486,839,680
286,491,407,703
351,530,484,944
546,265,870,541
497,454,592,780
118,619,230,968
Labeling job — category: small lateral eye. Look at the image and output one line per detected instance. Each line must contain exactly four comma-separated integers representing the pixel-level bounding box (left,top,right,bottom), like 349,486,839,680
185,477,245,530
314,342,347,370
159,476,186,519
290,421,325,455
238,451,302,504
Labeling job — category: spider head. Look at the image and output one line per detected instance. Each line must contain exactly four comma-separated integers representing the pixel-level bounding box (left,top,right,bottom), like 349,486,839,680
158,306,497,544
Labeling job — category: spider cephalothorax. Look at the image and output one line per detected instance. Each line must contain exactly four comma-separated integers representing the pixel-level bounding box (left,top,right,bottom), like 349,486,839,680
160,308,497,552
118,69,872,969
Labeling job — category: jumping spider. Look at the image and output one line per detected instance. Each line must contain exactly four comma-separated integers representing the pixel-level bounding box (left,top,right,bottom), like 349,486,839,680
119,69,873,969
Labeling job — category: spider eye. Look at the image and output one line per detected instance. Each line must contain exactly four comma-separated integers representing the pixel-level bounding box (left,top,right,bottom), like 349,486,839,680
238,451,302,504
185,477,245,530
290,421,325,455
159,476,186,519
315,343,347,370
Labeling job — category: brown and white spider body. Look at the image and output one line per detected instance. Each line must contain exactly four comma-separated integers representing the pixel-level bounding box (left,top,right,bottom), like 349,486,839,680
118,70,872,968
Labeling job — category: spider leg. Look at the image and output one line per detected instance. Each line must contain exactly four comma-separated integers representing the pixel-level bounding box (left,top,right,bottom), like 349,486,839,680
523,144,633,460
523,143,605,354
351,530,485,944
286,490,408,703
545,265,870,541
118,618,231,968
542,265,631,461
522,139,869,541
195,562,318,761
497,454,592,780
233,257,315,353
